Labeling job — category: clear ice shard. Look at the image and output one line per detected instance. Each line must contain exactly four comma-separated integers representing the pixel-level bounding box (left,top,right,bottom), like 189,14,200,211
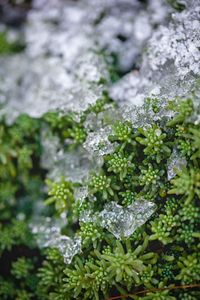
99,201,156,239
31,217,82,264
167,149,187,180
80,201,156,239
41,129,94,183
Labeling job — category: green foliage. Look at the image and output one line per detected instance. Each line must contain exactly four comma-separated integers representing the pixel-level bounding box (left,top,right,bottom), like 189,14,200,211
0,89,199,299
0,32,24,54
169,168,200,202
107,152,134,180
136,125,171,163
45,178,74,213
176,253,200,284
11,257,33,279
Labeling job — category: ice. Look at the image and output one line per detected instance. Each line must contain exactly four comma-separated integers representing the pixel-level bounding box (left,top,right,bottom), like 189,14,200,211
110,1,200,112
0,54,107,121
31,217,62,248
0,0,173,122
110,72,151,107
188,82,200,125
58,236,82,264
83,126,117,157
80,201,156,239
100,201,156,239
31,217,82,264
41,128,95,183
147,2,200,78
167,149,187,180
74,187,89,203
45,147,95,183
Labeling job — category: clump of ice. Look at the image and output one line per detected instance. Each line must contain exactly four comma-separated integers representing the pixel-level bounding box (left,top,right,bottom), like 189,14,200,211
31,217,82,264
80,201,156,239
41,128,95,183
0,0,172,122
110,1,200,110
147,3,200,78
83,126,117,157
44,146,95,184
110,71,151,107
167,149,187,180
74,187,89,203
100,201,156,239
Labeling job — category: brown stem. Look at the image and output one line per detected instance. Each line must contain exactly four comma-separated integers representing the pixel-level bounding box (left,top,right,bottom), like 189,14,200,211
107,283,200,300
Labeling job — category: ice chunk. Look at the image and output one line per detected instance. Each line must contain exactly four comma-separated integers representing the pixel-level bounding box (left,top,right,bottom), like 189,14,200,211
83,126,117,157
0,0,172,122
45,147,95,183
147,3,200,78
56,236,82,264
31,217,82,264
99,201,156,239
167,149,187,180
80,201,156,239
74,187,89,203
110,71,151,107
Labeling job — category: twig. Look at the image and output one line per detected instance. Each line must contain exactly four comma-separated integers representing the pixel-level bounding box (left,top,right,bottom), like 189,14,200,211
107,283,200,300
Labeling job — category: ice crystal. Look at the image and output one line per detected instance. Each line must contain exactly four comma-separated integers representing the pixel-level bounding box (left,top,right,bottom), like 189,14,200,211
46,147,94,183
167,149,187,180
83,126,117,157
80,201,156,239
0,0,172,122
41,129,94,183
110,72,151,107
100,201,156,239
31,217,82,264
110,1,200,111
74,187,89,203
148,3,200,78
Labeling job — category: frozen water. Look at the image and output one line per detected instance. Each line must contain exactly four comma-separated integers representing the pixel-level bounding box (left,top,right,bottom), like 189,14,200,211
110,71,151,107
44,146,95,183
0,0,172,122
80,201,156,239
74,187,89,203
83,126,117,157
41,128,95,183
167,149,187,180
100,201,156,239
56,236,82,264
110,1,200,111
0,54,107,121
147,7,200,78
31,217,82,264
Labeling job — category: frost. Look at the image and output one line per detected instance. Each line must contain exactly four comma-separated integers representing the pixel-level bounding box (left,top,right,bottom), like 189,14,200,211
0,0,172,122
110,72,151,107
80,201,156,239
121,104,154,129
188,83,200,125
31,217,82,264
110,1,200,111
167,149,187,180
0,54,107,122
74,187,89,203
46,147,94,183
83,126,117,157
41,129,95,183
147,3,200,78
